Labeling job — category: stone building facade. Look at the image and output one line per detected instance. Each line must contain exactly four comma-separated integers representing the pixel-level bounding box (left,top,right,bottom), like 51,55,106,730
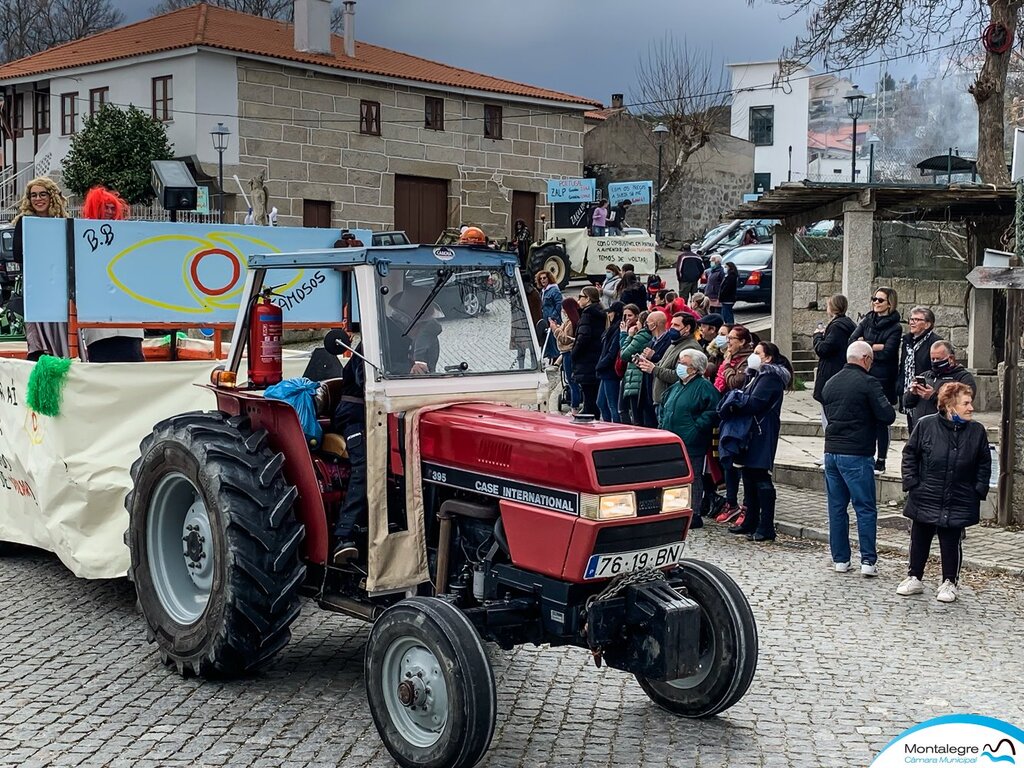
585,112,754,244
234,60,588,237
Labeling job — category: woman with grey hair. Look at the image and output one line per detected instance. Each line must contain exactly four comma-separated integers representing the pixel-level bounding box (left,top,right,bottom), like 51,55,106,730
897,305,941,431
659,347,721,527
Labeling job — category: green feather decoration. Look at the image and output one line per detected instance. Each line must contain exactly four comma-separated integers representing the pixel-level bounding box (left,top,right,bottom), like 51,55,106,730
26,355,73,417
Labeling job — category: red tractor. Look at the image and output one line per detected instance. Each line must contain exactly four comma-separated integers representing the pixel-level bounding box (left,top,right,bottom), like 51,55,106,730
125,244,757,768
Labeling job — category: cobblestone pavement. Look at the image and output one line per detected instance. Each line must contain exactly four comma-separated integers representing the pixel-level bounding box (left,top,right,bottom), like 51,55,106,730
1,527,1022,768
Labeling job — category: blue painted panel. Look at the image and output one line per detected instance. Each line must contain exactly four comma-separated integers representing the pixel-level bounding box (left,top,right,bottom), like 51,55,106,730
546,178,596,203
22,218,372,323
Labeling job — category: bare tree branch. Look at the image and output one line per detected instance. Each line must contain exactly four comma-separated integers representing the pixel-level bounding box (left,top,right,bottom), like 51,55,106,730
150,0,344,31
751,0,1022,182
0,0,124,64
630,36,730,193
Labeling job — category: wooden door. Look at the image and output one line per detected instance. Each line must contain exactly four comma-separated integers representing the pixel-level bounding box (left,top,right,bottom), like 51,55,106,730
303,199,332,228
511,190,537,239
394,175,447,244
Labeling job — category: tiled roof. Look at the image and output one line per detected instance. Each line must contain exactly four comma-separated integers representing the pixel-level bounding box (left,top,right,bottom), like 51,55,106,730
584,107,623,121
0,4,600,108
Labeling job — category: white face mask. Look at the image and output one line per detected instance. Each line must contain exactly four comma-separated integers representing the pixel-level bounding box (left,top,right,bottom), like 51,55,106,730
747,353,763,371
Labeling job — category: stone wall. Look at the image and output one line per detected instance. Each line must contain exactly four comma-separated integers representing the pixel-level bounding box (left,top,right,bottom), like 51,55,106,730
790,236,972,364
584,114,754,244
231,60,587,236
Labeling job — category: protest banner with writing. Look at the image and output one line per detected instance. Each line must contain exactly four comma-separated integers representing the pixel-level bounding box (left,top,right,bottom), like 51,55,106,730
546,178,596,203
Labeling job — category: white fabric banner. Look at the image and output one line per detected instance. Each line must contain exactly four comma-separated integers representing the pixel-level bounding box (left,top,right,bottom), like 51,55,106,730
0,356,308,578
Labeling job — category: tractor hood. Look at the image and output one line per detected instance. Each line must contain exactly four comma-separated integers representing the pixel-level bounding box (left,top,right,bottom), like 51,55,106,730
418,403,691,494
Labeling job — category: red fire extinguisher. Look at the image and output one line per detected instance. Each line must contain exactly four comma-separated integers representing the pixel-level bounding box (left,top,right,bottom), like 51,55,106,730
248,289,283,388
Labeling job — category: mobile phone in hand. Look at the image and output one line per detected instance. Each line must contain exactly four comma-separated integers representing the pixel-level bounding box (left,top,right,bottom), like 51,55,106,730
913,375,927,387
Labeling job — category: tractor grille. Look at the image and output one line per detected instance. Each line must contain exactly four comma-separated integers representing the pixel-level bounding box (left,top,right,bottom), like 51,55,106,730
592,518,686,554
592,443,687,487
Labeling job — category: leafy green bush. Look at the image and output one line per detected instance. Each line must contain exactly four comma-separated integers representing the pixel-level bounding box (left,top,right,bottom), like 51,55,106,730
62,105,173,204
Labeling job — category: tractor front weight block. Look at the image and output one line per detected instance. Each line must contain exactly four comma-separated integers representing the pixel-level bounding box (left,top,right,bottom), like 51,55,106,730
587,580,701,682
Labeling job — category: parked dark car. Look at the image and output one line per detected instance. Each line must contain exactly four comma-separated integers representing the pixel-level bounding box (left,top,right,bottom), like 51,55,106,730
698,245,773,306
407,269,497,318
0,224,18,303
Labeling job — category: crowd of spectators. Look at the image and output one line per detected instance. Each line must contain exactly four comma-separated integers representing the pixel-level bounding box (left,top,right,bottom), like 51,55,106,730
813,287,988,602
544,261,793,531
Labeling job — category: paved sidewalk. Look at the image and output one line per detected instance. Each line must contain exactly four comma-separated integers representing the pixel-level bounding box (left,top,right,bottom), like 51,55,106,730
769,484,1024,578
768,391,1024,576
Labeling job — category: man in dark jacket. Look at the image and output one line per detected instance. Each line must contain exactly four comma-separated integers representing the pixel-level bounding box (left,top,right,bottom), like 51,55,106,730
636,312,702,409
902,340,976,431
607,200,631,235
897,306,941,429
675,244,705,299
821,340,897,576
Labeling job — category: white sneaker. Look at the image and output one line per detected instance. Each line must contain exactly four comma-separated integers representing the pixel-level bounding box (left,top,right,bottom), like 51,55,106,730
936,580,958,603
896,576,924,596
861,563,879,577
834,561,851,573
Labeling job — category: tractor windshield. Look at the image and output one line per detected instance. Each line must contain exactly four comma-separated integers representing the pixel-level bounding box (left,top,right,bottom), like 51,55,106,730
375,265,538,377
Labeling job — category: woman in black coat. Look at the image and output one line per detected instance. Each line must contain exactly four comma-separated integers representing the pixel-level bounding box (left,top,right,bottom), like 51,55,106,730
595,301,624,422
812,293,856,417
572,286,606,417
849,286,903,473
719,341,793,542
898,382,990,603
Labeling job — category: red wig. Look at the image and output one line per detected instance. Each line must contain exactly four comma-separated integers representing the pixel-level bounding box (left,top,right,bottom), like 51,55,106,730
81,185,128,220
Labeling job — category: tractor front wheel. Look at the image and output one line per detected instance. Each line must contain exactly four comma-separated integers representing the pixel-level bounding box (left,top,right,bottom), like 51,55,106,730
125,411,305,677
637,559,758,718
366,597,496,768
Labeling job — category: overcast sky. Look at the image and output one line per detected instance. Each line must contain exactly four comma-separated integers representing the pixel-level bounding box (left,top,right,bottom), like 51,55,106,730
114,0,813,106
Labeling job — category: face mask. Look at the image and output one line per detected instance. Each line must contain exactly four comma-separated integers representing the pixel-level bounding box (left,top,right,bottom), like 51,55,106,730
676,363,689,379
714,335,728,349
931,357,954,374
605,271,614,279
666,328,681,342
951,412,966,425
747,353,763,371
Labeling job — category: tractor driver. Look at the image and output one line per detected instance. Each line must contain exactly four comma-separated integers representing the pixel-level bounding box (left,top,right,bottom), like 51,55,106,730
330,283,440,564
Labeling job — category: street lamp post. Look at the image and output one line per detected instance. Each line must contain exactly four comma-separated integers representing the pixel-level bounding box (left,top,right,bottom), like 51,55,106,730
653,122,669,242
867,133,881,183
844,86,866,183
210,122,231,223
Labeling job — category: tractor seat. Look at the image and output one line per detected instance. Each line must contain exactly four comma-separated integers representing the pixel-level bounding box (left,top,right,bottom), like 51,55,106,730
314,379,346,419
438,499,499,521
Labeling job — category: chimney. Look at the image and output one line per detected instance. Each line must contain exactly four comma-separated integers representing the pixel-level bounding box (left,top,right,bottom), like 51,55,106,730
342,1,356,58
294,0,332,55
611,93,624,109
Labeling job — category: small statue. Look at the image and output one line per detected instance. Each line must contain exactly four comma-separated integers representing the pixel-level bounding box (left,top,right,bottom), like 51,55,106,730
248,170,269,226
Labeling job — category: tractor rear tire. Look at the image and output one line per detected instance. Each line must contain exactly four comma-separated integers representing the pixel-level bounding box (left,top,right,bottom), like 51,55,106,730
366,597,496,768
636,559,758,718
529,244,570,289
125,411,305,678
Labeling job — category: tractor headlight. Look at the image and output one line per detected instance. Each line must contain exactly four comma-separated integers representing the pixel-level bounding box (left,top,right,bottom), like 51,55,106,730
580,492,636,520
662,486,691,513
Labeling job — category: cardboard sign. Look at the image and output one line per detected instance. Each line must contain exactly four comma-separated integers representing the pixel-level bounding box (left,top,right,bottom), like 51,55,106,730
608,181,652,205
590,236,657,273
546,178,596,203
23,218,371,324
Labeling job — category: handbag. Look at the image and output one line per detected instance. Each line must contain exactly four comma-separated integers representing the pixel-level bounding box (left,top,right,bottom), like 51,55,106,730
614,353,627,378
